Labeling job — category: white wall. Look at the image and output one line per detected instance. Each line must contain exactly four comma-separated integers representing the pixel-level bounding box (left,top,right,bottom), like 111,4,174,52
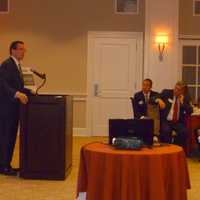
144,0,179,91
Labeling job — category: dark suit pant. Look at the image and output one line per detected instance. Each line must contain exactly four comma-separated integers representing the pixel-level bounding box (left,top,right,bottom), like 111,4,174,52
194,128,200,152
0,115,19,168
160,121,187,149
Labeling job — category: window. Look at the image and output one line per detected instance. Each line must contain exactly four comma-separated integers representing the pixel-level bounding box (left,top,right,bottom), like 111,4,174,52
114,0,139,15
193,0,200,16
0,0,9,13
180,40,200,104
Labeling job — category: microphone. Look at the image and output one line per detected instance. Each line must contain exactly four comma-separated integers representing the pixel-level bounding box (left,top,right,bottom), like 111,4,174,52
30,68,46,79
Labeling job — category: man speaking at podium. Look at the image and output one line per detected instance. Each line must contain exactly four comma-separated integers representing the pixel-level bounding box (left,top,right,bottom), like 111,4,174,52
0,41,31,176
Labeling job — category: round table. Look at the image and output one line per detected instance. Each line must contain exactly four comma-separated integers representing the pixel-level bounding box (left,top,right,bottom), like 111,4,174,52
77,142,190,200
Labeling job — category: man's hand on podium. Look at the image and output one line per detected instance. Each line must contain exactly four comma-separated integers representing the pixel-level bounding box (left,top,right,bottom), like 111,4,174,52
30,89,36,95
15,91,28,104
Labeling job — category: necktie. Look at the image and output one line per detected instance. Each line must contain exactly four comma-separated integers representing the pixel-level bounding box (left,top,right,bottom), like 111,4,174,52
172,98,178,122
18,64,23,80
145,94,148,103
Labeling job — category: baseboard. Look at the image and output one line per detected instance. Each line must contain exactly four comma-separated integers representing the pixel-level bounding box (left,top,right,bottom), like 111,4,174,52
18,128,89,137
73,128,90,136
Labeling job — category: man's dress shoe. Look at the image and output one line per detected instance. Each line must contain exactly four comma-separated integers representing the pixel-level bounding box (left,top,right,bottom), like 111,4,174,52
0,167,17,176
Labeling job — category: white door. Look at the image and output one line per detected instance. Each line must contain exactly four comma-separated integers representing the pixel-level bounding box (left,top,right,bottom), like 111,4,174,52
87,32,143,136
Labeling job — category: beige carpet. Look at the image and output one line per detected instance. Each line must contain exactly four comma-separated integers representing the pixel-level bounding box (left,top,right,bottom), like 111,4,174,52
0,136,199,200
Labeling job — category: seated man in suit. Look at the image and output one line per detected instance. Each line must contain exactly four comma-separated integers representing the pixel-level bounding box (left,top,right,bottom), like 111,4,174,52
159,81,193,148
133,78,160,119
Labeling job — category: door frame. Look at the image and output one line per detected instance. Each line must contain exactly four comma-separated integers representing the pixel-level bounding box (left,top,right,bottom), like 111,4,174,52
86,31,143,136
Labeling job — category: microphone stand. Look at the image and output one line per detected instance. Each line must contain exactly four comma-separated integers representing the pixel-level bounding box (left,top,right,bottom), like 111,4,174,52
36,75,46,95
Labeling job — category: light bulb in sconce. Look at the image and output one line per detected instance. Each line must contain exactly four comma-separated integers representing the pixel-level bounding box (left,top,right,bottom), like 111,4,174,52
155,35,168,61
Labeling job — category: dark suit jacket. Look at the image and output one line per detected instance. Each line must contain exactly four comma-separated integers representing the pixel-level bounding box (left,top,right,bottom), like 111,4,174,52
133,90,159,119
0,57,31,118
159,89,193,123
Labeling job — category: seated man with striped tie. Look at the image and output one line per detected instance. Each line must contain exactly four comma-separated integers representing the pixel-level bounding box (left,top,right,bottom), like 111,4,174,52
159,81,193,148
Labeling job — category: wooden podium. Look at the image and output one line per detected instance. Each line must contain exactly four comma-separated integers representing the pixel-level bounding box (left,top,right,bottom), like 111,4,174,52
19,95,73,180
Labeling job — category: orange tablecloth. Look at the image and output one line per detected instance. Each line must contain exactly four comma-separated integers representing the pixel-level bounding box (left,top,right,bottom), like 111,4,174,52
77,142,190,200
186,115,200,155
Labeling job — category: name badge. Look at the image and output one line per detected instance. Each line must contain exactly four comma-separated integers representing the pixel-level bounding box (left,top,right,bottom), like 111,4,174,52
139,100,144,105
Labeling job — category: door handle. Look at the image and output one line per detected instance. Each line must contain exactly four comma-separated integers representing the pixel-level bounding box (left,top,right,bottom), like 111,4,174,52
94,83,99,96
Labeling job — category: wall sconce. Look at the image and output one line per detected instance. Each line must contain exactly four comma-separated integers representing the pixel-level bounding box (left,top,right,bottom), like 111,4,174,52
155,35,168,61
